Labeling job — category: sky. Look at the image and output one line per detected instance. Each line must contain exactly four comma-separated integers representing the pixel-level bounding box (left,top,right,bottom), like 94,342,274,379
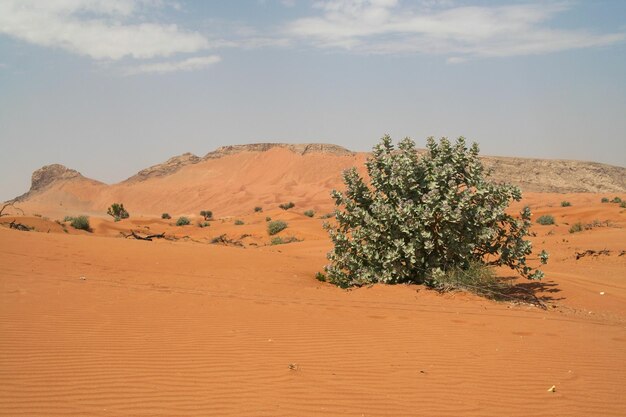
1,0,625,201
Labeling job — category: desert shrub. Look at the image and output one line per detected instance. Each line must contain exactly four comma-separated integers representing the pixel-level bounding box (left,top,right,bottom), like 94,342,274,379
200,210,213,221
536,215,555,225
620,201,626,208
271,236,300,245
254,206,263,212
560,201,572,207
70,215,90,231
234,219,244,225
569,222,584,233
265,216,272,222
176,216,190,226
161,213,171,219
268,220,287,235
198,221,210,228
601,197,609,203
319,212,335,219
279,201,295,210
107,203,129,221
315,272,327,282
611,197,622,203
63,215,73,222
323,135,545,288
303,210,315,217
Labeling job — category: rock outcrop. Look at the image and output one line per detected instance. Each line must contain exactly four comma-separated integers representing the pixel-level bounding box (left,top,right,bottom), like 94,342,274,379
126,153,201,182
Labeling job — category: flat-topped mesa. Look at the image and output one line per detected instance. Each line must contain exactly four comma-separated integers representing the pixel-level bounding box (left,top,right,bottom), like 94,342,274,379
203,143,355,160
127,153,201,182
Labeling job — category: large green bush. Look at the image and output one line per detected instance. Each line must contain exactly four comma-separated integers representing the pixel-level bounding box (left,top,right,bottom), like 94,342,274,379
176,216,190,226
323,135,545,287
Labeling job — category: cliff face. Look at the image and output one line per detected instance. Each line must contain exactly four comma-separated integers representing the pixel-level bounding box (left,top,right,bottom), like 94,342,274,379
203,143,354,160
125,153,202,183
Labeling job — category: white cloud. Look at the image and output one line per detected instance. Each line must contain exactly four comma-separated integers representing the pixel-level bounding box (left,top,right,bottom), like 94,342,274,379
0,0,209,60
124,54,221,75
284,1,626,58
446,56,465,64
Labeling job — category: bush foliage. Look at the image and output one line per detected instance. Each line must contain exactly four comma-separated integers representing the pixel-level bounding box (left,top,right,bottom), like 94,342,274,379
176,216,190,226
560,201,572,207
200,210,213,221
70,215,90,231
303,210,315,217
267,220,287,235
107,203,129,221
323,135,545,288
162,213,171,219
279,202,295,210
536,215,555,225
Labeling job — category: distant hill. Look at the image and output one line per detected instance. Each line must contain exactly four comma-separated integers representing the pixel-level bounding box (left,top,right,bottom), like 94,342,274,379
11,143,626,217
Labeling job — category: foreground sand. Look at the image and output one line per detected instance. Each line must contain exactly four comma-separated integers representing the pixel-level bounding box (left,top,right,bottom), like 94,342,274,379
1,193,625,416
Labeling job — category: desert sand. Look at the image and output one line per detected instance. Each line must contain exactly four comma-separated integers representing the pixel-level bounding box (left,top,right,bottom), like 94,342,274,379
1,147,625,416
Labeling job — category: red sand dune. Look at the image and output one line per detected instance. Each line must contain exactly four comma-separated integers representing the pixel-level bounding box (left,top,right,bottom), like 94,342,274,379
1,146,626,416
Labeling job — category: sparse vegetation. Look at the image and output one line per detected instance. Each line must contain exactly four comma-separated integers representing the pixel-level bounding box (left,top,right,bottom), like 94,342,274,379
536,215,555,225
265,216,272,222
601,197,609,203
569,222,584,233
279,202,295,210
70,215,90,231
271,236,300,245
200,210,213,221
561,201,572,207
234,219,244,225
319,212,335,219
176,216,190,226
315,272,327,282
611,197,622,204
254,206,263,212
162,213,171,219
63,215,73,222
303,210,315,217
267,220,288,235
107,203,129,221
198,221,210,228
620,201,626,208
323,135,546,289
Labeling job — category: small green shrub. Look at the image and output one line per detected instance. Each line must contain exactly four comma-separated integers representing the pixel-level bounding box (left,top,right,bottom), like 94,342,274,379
200,210,213,221
561,201,572,207
271,236,300,245
234,219,244,225
107,203,129,221
432,262,511,300
63,215,73,222
279,202,295,210
254,206,263,212
162,213,171,219
569,222,584,233
620,201,626,208
611,197,622,203
303,210,315,217
268,220,287,235
319,212,335,219
315,272,327,282
601,197,609,203
176,216,190,226
70,216,90,231
265,216,272,222
198,221,210,228
536,215,555,225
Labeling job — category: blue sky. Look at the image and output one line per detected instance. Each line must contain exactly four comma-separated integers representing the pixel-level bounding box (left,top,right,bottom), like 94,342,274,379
1,0,625,201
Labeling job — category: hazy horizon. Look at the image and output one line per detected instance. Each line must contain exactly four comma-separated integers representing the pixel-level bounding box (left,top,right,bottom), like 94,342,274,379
1,0,625,201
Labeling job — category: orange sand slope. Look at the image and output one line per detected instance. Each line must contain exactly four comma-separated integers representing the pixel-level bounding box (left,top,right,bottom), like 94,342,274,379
1,192,626,416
